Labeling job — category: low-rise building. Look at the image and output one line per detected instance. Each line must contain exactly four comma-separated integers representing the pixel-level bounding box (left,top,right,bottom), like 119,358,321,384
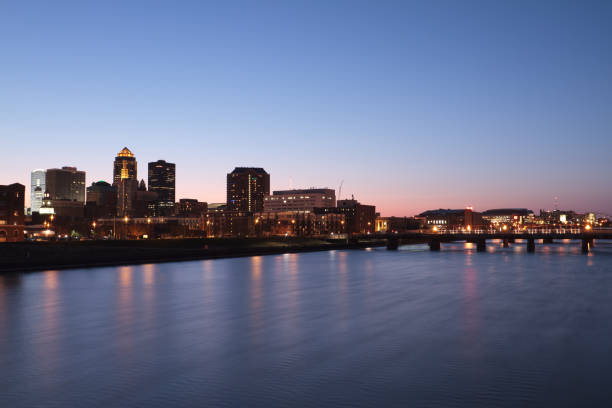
264,188,336,212
204,211,253,237
418,208,483,231
254,211,345,237
177,199,208,217
481,208,534,228
315,198,376,235
376,216,424,233
0,183,25,242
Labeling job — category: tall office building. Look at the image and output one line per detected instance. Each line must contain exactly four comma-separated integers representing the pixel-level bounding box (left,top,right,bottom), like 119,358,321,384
227,167,270,212
30,169,46,213
148,160,175,215
45,167,86,202
113,147,137,185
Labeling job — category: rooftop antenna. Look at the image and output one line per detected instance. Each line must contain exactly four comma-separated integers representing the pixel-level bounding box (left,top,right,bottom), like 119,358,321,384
338,180,344,200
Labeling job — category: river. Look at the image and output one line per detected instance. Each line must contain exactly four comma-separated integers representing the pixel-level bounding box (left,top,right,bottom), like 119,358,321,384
1,241,612,407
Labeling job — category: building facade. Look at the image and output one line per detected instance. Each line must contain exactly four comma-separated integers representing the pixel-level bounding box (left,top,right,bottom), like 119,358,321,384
264,188,336,212
227,167,270,212
45,167,86,202
0,183,25,242
375,216,424,233
481,208,534,229
419,208,483,230
113,147,137,185
177,199,208,218
315,198,376,235
30,169,46,213
204,210,254,237
85,181,117,219
148,160,176,215
254,211,346,237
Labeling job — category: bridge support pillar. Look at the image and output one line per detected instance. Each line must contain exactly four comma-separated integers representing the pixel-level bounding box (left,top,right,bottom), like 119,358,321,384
508,238,515,243
527,238,535,253
476,239,486,252
503,238,509,248
429,239,441,251
386,237,399,250
582,238,593,254
543,237,554,244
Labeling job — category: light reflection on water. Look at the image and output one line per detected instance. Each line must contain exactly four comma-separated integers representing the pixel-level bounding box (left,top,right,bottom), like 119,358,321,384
1,242,612,407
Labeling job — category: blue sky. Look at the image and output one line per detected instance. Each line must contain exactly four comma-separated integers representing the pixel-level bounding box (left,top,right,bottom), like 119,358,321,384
1,1,611,215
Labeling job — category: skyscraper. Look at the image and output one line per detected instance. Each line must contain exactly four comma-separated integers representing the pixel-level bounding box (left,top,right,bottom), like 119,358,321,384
45,167,86,202
148,160,175,215
113,147,137,185
227,167,270,212
30,169,46,213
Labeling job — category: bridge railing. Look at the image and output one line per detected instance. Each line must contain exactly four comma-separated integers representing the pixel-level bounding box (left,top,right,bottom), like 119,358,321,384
432,228,584,235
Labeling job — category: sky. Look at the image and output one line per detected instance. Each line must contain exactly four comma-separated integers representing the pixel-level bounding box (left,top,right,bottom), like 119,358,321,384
1,0,611,216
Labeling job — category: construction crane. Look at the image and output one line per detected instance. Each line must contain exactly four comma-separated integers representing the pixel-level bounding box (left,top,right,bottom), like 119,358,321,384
338,180,344,200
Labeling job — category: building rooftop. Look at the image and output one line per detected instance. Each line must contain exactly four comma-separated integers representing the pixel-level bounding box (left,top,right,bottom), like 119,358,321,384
116,147,134,158
419,209,469,216
482,208,533,216
229,167,268,174
273,188,334,195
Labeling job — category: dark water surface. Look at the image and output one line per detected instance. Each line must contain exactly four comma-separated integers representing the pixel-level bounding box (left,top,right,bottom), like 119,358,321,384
2,241,612,407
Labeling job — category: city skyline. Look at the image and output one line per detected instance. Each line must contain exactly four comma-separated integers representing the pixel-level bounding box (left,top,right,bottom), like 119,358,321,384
2,1,611,215
15,147,610,217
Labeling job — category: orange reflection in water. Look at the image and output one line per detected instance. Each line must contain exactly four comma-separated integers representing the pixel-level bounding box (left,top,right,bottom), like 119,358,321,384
249,256,264,333
44,269,59,290
39,270,61,373
143,264,155,286
119,266,133,288
117,266,135,354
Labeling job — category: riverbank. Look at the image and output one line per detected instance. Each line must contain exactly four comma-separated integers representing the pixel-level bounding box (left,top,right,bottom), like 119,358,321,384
0,238,387,273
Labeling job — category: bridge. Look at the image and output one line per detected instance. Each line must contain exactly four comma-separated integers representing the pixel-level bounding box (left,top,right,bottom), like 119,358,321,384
357,228,612,253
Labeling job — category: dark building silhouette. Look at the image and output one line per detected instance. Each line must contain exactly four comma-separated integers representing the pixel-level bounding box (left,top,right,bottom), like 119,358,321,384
0,183,25,242
85,181,116,218
177,199,207,218
113,147,137,185
204,210,254,237
314,197,376,235
227,167,270,212
45,166,86,202
148,160,176,215
418,208,483,230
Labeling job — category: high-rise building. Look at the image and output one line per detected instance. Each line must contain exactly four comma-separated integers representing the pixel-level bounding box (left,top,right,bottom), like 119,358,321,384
116,178,139,217
113,147,137,185
227,167,270,212
45,167,86,202
30,169,46,213
148,160,175,215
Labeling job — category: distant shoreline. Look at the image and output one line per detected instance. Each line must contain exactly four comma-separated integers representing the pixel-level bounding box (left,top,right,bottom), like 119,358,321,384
0,238,389,274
